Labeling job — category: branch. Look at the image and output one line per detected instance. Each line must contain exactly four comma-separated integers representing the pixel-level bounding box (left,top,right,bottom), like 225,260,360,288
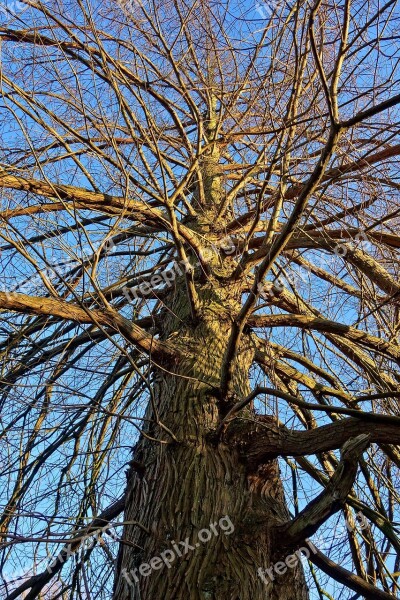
0,291,178,362
219,124,342,397
285,238,400,297
4,496,126,600
0,170,162,220
276,435,370,549
341,93,400,128
309,546,398,600
249,314,400,362
250,228,400,253
227,414,400,470
0,171,203,253
222,383,400,420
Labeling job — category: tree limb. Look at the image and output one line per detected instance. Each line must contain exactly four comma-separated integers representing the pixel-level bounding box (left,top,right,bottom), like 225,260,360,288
4,496,126,600
227,414,400,470
309,546,398,600
275,435,370,550
0,291,178,361
249,315,400,362
0,171,203,253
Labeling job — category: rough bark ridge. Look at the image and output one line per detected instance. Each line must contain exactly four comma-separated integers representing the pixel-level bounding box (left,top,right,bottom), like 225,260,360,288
113,275,309,599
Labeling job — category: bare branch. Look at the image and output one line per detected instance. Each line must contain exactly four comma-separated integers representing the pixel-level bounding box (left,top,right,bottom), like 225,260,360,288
309,546,398,600
0,291,178,361
276,435,370,549
4,496,126,600
228,414,400,469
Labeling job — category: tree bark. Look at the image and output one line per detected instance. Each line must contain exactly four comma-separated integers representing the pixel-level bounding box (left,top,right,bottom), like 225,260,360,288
113,279,310,600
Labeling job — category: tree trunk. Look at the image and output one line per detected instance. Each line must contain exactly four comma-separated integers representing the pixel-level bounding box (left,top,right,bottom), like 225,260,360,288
113,277,310,600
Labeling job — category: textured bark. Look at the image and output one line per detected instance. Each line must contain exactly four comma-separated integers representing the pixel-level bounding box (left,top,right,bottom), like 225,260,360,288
113,280,309,600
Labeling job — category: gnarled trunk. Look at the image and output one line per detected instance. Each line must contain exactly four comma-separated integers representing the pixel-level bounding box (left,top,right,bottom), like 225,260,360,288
113,280,309,600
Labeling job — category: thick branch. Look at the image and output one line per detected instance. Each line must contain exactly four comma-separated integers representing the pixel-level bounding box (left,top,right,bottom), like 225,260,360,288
0,171,202,253
309,546,398,600
0,170,162,220
342,93,400,127
228,415,400,470
0,291,178,361
285,238,400,297
249,314,400,362
276,435,370,550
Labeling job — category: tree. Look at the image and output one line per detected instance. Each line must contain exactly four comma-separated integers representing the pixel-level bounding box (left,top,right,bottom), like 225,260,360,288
0,0,400,598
